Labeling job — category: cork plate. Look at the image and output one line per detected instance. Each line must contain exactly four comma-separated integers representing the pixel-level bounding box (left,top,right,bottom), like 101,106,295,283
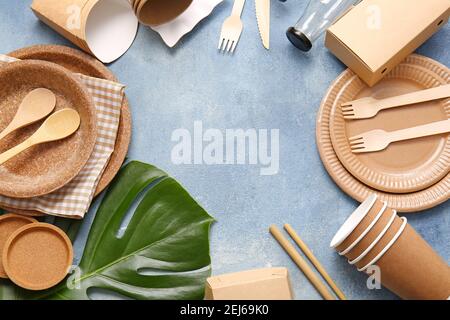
8,44,131,197
0,60,97,198
0,214,37,278
316,54,450,213
2,223,73,291
329,62,450,193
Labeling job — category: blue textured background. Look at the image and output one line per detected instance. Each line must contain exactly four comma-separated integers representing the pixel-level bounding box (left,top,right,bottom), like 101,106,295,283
0,0,449,300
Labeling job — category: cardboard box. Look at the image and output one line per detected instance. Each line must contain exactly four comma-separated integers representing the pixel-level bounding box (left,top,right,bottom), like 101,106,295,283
325,0,450,86
205,268,294,300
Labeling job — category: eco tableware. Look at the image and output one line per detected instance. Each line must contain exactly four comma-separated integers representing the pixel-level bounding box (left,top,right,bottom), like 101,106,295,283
350,119,450,153
0,214,37,278
0,60,97,198
0,109,80,166
284,224,346,300
0,88,56,142
218,0,246,53
346,209,398,264
270,225,336,300
31,0,139,63
331,194,378,250
2,223,73,291
331,62,450,193
286,0,356,51
342,84,450,120
8,45,131,198
361,219,450,300
255,0,270,49
136,0,193,26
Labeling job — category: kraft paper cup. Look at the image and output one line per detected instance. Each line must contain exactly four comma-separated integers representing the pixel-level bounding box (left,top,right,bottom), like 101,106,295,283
360,219,450,300
31,0,138,63
331,194,388,253
136,0,193,27
354,216,405,270
346,208,399,263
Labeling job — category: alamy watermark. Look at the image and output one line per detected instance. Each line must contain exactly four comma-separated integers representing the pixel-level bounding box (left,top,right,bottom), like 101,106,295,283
171,121,280,175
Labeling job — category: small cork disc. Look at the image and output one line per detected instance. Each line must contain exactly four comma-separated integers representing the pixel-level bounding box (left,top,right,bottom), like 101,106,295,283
2,223,73,290
0,214,37,278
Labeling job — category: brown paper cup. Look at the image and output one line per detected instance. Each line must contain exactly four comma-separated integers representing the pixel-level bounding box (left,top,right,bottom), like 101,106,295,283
136,0,193,26
31,0,138,63
333,197,387,253
369,222,450,300
346,208,399,262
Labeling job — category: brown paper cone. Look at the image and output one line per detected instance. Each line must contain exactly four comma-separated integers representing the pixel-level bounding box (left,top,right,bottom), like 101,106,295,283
346,208,400,262
354,216,404,270
136,0,193,26
336,199,385,252
31,0,138,63
373,223,450,300
31,0,91,52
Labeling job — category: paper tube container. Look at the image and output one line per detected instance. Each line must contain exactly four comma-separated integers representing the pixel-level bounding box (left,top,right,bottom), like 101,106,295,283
371,223,450,300
331,194,385,252
31,0,138,63
136,0,193,26
345,208,400,262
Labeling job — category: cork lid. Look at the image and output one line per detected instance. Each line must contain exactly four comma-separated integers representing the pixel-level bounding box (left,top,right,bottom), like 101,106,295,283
0,214,37,278
2,223,73,290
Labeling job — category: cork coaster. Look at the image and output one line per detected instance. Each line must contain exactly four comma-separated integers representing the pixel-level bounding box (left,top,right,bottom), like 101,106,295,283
0,214,37,278
2,222,73,291
0,60,97,198
8,45,131,197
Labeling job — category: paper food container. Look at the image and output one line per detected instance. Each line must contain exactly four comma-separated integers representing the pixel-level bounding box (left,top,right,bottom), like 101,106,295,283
205,268,294,300
31,0,139,63
373,223,450,300
136,0,193,27
325,0,450,86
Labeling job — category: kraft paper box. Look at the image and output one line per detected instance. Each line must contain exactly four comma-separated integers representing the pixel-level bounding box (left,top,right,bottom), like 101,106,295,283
325,0,450,86
204,268,294,300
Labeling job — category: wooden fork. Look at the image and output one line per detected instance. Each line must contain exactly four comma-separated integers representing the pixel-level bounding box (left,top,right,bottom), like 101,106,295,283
218,0,246,53
342,84,450,120
349,119,450,153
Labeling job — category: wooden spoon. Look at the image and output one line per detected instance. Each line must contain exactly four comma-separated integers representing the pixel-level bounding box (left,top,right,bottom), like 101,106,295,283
0,109,80,166
0,88,56,141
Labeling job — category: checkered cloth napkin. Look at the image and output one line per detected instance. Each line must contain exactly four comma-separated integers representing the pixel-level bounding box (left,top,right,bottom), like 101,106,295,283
0,54,125,219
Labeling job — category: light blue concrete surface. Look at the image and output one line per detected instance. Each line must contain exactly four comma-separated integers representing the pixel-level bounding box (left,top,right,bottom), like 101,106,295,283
0,0,449,300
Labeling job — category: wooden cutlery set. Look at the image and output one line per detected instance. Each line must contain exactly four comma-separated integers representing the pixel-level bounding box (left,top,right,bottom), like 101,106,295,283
219,0,270,53
343,84,450,153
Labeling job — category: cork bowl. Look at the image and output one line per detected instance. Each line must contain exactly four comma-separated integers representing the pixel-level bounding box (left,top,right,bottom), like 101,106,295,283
0,60,96,198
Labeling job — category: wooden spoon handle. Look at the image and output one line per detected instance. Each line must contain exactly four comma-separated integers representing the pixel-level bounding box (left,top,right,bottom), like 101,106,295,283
0,139,34,166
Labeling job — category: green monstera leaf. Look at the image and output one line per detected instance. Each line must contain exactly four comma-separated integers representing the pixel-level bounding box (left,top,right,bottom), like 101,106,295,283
0,161,214,300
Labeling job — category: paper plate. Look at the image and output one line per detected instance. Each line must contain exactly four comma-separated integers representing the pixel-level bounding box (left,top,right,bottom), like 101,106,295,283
0,60,97,198
8,44,132,197
329,62,450,193
316,54,450,213
2,223,73,291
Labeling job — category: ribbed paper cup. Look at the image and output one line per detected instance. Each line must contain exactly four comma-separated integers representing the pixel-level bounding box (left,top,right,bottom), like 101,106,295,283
31,0,138,63
354,216,405,270
136,0,193,26
330,194,388,253
364,221,450,300
346,208,399,263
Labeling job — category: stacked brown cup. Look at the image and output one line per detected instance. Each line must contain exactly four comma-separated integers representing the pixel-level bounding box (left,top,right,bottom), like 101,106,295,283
330,194,450,300
131,0,193,26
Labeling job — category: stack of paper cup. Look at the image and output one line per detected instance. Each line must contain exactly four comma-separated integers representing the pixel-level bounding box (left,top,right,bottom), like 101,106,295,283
331,194,450,300
131,0,193,26
31,0,139,63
